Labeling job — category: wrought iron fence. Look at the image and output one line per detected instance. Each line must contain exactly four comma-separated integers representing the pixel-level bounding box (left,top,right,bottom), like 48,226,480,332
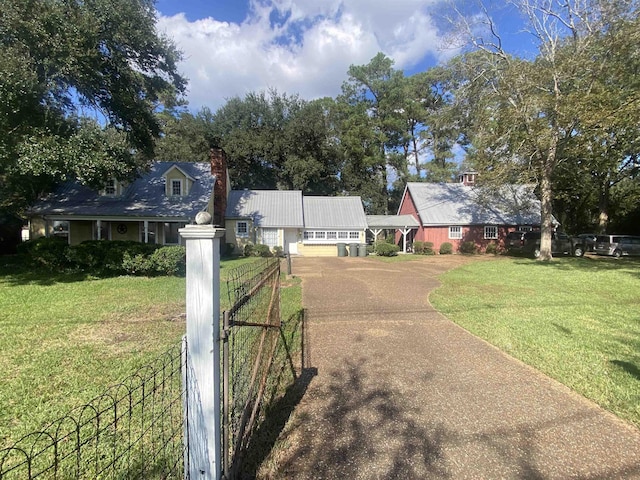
0,341,186,479
222,257,281,479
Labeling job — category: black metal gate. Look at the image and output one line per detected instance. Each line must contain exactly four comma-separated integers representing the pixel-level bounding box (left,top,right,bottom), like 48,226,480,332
221,257,281,479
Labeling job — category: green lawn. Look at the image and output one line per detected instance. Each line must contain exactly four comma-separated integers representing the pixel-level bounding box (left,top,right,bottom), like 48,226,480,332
429,255,640,429
0,255,302,448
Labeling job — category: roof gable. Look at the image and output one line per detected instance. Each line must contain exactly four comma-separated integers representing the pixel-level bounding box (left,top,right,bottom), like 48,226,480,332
405,182,542,226
161,164,196,182
225,190,304,228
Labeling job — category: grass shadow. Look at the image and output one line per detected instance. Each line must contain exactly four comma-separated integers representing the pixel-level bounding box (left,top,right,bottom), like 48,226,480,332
610,360,640,381
0,256,97,286
511,254,640,279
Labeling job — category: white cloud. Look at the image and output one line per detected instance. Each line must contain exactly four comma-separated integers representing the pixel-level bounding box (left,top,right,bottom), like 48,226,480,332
156,0,454,111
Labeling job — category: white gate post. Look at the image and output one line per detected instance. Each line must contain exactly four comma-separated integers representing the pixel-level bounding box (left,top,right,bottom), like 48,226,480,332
179,224,225,480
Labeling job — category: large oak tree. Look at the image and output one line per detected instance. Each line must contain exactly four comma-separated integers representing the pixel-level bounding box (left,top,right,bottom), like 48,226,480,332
0,0,185,211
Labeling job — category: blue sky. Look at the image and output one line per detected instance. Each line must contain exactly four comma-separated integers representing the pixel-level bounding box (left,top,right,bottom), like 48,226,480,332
154,0,535,112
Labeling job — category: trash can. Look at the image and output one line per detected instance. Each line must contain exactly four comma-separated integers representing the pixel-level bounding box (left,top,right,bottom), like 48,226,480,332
349,243,358,257
358,243,368,257
337,243,347,257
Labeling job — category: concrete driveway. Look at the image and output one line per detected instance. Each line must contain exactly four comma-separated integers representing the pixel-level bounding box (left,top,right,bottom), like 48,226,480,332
262,256,640,479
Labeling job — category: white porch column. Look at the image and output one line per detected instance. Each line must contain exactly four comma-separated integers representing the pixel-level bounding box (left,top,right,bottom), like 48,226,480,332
96,220,102,240
179,224,225,480
400,228,411,253
144,220,149,243
371,228,382,245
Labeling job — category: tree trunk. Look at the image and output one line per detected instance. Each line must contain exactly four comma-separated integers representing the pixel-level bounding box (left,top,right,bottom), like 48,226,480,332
539,149,556,261
598,180,610,233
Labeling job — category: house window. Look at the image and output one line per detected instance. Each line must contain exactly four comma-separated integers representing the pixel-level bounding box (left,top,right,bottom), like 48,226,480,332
104,179,117,196
303,230,361,243
449,226,462,239
140,221,157,244
171,179,182,196
94,221,110,240
261,228,278,247
52,221,69,240
236,221,248,238
163,222,184,244
484,226,498,239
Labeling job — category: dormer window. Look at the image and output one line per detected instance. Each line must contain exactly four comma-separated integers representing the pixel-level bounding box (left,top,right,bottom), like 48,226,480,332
171,179,183,197
103,179,117,196
162,165,194,197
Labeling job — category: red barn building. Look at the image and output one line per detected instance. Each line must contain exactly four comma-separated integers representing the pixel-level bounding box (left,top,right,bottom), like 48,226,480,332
397,174,544,253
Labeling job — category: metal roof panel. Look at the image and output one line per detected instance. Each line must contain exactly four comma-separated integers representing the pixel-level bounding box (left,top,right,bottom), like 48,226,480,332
303,196,367,229
225,190,304,227
407,182,543,226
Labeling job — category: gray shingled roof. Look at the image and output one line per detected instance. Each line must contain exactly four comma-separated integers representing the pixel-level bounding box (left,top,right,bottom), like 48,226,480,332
366,215,420,229
29,162,214,220
303,196,367,229
405,182,542,226
225,190,304,228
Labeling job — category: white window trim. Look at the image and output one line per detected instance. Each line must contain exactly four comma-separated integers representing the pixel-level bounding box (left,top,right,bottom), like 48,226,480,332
448,226,462,239
484,226,498,240
170,179,183,197
102,179,117,197
303,230,361,243
236,221,249,238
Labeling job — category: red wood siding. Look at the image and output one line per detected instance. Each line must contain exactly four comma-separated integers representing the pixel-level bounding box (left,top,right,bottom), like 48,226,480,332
395,189,425,243
423,226,512,252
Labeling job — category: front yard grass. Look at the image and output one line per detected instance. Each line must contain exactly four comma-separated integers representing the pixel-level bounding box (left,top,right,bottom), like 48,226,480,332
0,255,302,448
429,255,640,429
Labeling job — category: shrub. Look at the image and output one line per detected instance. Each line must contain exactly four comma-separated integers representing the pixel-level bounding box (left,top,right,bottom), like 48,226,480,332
485,242,499,255
413,241,434,255
17,236,69,269
375,242,400,257
122,252,153,276
272,246,284,257
439,242,453,255
459,241,477,254
252,244,273,257
67,240,156,274
149,246,186,276
224,243,236,257
424,242,434,255
243,244,254,257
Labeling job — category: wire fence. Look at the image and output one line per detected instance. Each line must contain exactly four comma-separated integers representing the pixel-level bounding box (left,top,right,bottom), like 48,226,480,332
0,341,186,480
222,257,281,479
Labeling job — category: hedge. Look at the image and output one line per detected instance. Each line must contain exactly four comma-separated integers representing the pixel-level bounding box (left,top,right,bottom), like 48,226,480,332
18,238,185,276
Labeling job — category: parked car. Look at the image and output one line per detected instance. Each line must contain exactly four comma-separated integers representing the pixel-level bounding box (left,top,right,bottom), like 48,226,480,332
593,235,640,257
576,233,597,252
522,231,583,258
505,230,527,254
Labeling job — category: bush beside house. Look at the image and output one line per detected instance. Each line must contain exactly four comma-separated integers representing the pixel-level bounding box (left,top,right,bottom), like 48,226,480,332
18,237,186,276
375,243,400,256
439,242,453,255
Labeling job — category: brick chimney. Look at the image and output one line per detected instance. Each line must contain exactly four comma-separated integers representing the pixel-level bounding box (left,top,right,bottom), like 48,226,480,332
210,147,228,226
